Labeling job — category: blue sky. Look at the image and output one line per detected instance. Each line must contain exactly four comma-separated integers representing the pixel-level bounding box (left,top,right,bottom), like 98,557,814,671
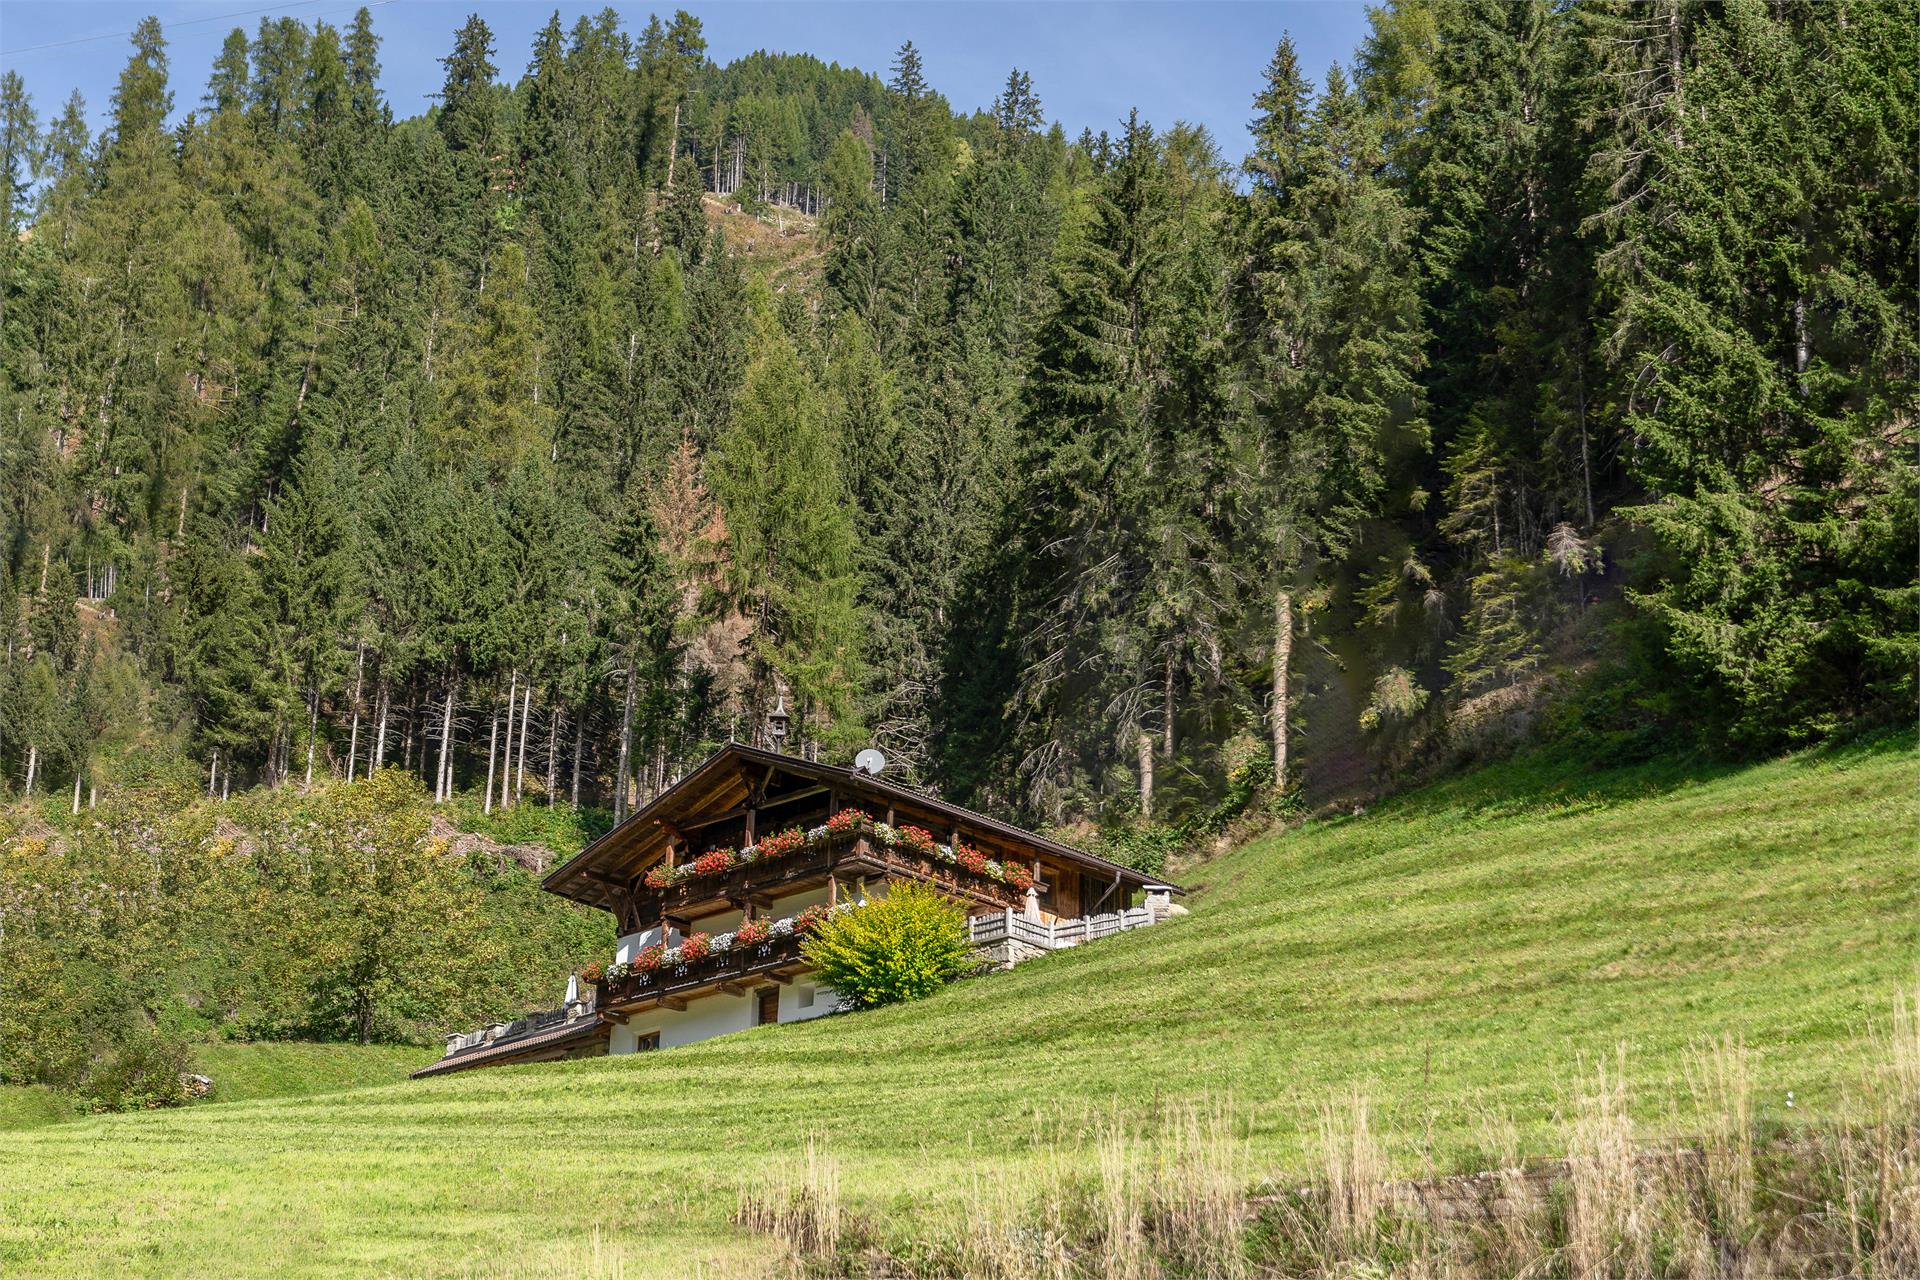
1,1,1375,163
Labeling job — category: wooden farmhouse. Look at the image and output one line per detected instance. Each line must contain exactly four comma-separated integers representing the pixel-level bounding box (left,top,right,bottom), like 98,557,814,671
415,741,1179,1077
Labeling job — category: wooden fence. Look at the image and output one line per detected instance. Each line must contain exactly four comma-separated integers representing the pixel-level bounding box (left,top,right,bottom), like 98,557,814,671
968,903,1160,953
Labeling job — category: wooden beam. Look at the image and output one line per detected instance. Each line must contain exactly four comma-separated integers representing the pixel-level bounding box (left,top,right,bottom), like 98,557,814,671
716,981,745,996
759,783,830,811
602,1010,630,1025
761,971,793,986
660,996,688,1012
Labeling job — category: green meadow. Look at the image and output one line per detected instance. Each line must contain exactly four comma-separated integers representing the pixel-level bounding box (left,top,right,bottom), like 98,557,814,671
3,737,1912,1277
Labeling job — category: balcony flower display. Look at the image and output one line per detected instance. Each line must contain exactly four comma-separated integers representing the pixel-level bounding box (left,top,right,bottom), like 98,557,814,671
756,826,807,861
953,842,990,876
687,849,735,878
594,903,866,988
630,810,1031,898
895,825,939,857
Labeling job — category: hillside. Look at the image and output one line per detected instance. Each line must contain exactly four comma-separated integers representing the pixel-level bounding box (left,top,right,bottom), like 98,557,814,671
0,1043,431,1131
3,737,1911,1277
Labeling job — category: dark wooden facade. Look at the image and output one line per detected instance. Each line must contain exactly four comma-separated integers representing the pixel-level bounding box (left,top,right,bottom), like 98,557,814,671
417,743,1180,1077
541,742,1171,934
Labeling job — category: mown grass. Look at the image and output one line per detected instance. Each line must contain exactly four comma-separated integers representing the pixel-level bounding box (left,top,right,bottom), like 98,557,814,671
0,1044,432,1132
192,1041,437,1105
1,737,1911,1278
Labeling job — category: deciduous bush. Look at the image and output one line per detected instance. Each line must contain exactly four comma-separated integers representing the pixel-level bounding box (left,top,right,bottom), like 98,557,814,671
799,882,971,1009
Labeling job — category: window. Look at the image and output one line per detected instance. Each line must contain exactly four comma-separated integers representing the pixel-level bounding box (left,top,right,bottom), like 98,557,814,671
756,988,780,1026
798,985,815,1010
634,1031,661,1052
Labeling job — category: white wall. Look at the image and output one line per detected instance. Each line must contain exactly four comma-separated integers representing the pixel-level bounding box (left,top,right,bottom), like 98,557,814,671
782,979,837,1024
610,989,753,1050
607,879,878,1055
614,926,662,963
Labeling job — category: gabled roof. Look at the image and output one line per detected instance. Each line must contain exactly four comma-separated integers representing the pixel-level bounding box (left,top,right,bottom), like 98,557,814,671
542,741,1179,911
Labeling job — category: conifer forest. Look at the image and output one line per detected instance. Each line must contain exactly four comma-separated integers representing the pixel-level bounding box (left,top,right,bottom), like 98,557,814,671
0,0,1913,835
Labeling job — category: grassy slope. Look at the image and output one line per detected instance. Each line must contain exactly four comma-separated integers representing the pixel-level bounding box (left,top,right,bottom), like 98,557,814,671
3,738,1911,1278
0,1044,434,1134
192,1042,438,1105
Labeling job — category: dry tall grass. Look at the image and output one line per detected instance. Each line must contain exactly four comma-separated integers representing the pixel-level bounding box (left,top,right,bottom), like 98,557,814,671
726,993,1918,1279
734,1135,844,1269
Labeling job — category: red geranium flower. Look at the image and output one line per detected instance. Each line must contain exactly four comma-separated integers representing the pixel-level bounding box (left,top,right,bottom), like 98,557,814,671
954,843,990,876
757,827,806,860
793,904,831,934
689,849,735,878
734,918,770,947
897,825,937,856
678,932,711,963
579,962,604,983
1003,863,1035,892
631,944,665,973
644,865,672,890
825,808,864,834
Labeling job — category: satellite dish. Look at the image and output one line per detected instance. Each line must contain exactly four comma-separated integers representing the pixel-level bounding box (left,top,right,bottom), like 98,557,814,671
854,748,887,776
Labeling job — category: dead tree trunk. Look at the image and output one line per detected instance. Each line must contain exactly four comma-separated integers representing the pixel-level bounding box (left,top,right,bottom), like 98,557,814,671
345,643,366,783
613,657,637,825
1272,589,1293,796
372,678,390,771
515,683,532,804
498,669,518,811
1137,733,1155,820
570,708,585,811
1162,648,1176,759
435,674,456,803
546,704,560,809
483,697,500,815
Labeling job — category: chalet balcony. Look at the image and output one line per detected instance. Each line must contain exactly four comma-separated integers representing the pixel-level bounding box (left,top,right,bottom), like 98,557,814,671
640,820,1026,918
596,929,809,1015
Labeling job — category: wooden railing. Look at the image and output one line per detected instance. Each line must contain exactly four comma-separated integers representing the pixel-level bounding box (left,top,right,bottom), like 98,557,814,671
596,930,808,1011
644,825,1023,914
650,843,838,914
969,904,1160,953
441,993,597,1059
842,841,1025,909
